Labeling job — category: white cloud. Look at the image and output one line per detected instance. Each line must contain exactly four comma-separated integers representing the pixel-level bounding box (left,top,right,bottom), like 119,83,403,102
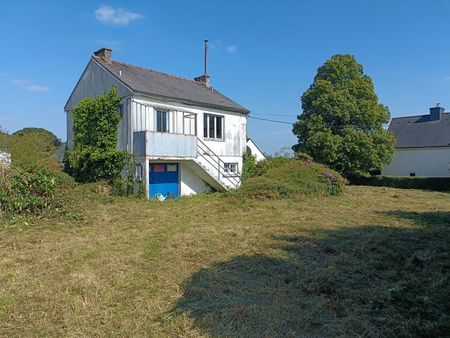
95,39,121,49
26,85,49,93
226,45,237,53
95,5,143,26
0,115,11,122
11,79,49,93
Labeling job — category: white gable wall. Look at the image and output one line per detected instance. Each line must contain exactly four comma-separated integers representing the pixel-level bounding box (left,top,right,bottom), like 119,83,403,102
246,138,266,162
65,59,132,149
382,147,450,177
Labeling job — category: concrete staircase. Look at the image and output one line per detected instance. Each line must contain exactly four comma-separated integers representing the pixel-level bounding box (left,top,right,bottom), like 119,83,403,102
188,138,240,191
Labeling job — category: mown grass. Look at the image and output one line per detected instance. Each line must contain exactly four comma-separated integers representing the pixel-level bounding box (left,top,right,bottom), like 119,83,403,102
0,185,449,337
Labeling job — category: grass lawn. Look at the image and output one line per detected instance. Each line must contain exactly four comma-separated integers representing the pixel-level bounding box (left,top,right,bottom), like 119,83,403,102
1,185,449,337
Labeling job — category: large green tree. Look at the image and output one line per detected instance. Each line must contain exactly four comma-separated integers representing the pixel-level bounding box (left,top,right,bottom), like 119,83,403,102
292,54,395,175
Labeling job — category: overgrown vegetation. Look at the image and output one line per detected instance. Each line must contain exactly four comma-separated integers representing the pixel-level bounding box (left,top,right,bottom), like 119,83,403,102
236,155,346,199
0,164,73,217
293,54,395,176
64,87,128,183
0,127,75,220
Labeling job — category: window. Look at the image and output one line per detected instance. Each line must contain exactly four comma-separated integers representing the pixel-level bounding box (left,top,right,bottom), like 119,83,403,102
410,172,416,177
204,114,224,140
119,103,124,118
156,109,169,132
135,163,143,180
224,163,238,176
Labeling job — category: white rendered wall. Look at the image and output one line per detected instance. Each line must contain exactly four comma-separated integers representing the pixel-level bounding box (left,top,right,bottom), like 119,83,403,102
246,139,266,162
382,147,450,177
180,162,212,196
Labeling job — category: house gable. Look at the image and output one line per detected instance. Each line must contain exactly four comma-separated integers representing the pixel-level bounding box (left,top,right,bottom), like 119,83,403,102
64,58,132,111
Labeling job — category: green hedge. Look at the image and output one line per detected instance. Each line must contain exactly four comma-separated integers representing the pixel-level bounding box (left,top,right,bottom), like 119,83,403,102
349,176,450,192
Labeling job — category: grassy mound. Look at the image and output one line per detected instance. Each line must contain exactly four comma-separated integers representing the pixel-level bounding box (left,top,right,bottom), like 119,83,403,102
236,156,346,199
0,128,62,170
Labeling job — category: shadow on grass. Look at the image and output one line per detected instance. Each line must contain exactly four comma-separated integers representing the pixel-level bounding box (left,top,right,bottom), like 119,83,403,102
174,211,450,337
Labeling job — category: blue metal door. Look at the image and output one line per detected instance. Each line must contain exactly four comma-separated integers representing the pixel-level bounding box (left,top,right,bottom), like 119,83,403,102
149,163,179,199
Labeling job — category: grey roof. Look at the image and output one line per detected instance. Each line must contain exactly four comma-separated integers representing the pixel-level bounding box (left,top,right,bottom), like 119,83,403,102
94,56,249,114
388,113,450,148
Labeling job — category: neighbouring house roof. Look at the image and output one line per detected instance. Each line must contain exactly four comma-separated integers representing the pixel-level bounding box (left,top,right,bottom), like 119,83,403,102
93,56,250,114
389,112,450,148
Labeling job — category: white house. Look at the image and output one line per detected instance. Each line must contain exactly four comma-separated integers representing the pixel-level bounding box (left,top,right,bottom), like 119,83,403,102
65,47,262,198
0,150,11,166
382,105,450,177
246,138,266,162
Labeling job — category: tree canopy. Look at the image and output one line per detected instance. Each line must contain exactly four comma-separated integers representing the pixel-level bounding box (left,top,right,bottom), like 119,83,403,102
292,54,395,175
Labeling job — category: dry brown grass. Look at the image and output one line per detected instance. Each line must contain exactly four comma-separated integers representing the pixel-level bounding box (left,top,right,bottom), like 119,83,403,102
0,186,449,337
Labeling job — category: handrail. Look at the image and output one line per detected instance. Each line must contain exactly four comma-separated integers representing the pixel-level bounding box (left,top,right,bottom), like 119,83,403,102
197,143,240,189
196,138,240,189
197,140,240,187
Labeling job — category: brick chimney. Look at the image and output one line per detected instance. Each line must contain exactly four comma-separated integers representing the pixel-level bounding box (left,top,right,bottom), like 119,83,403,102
430,105,444,121
194,74,210,87
94,48,112,64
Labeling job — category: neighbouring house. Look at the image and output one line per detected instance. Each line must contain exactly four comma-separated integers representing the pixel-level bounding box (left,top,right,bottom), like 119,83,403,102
246,138,266,162
65,47,263,198
0,150,11,166
382,105,450,177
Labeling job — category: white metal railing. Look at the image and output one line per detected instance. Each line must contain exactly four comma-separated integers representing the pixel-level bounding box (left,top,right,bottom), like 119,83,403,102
196,138,240,189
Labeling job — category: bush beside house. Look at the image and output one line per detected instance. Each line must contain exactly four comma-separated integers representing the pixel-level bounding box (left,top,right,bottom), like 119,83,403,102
235,155,346,199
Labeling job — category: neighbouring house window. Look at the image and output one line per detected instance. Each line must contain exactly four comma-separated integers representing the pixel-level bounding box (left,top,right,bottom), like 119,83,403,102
156,109,169,132
204,114,224,140
224,163,238,175
410,172,416,177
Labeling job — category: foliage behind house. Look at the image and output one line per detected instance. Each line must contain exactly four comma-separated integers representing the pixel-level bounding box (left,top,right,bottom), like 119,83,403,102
0,127,61,169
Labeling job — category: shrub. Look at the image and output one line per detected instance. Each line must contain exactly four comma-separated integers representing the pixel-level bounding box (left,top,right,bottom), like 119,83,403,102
235,157,346,199
241,152,256,181
64,146,129,183
349,175,450,192
0,164,73,216
236,176,295,200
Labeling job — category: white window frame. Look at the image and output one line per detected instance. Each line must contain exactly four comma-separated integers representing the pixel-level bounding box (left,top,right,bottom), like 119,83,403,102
224,162,239,176
204,113,224,140
156,108,169,133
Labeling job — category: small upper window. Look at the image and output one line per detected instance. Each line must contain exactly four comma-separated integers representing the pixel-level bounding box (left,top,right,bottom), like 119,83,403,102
156,109,169,133
204,114,224,140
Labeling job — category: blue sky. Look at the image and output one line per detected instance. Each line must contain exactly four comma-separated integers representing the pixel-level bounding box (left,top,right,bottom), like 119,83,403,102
1,0,450,154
